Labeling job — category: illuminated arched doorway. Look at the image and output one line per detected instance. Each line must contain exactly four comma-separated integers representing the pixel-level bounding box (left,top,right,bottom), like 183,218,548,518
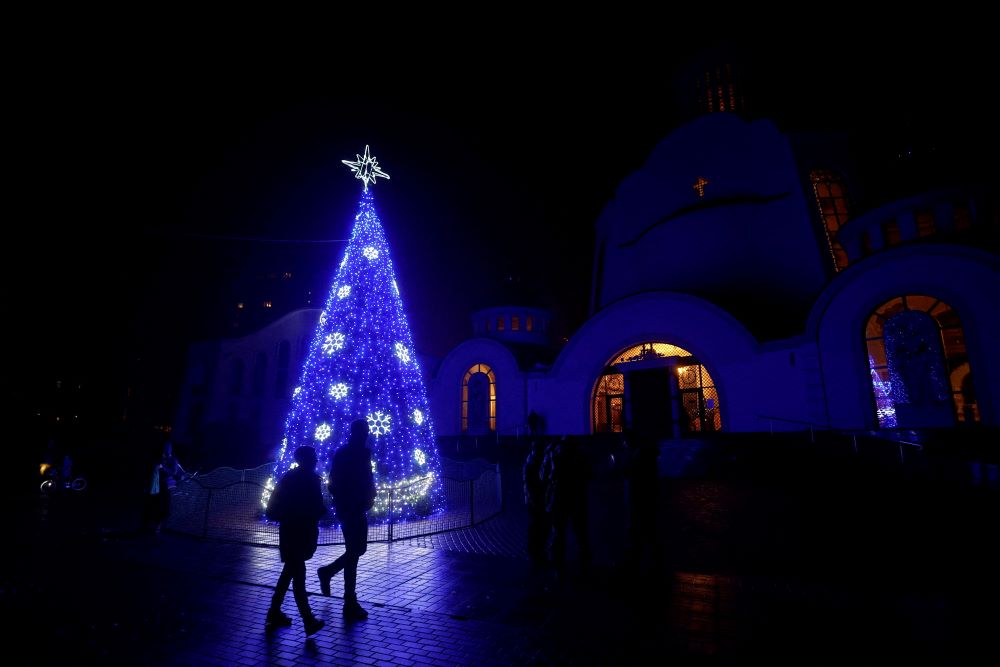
592,342,721,436
462,363,496,433
866,296,979,428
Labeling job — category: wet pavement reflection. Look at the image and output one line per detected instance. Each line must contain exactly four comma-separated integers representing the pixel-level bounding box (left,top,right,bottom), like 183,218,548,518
6,457,999,665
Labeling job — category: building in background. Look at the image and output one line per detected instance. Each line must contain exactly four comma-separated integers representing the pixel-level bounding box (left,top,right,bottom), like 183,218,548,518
174,49,998,463
429,49,998,439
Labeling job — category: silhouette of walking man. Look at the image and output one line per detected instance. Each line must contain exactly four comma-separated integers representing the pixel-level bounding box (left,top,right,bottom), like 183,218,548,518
624,430,660,570
523,440,549,566
544,436,592,576
318,418,377,621
265,446,326,636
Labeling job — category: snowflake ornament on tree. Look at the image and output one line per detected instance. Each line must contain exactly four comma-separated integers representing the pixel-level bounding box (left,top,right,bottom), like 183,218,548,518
323,332,345,355
314,423,332,441
395,342,411,364
367,411,392,437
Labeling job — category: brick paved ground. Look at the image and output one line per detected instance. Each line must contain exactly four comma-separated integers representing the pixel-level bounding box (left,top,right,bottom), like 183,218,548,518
5,455,1000,666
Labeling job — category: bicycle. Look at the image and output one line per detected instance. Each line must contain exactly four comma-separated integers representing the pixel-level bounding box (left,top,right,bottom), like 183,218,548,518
40,474,87,494
169,470,200,487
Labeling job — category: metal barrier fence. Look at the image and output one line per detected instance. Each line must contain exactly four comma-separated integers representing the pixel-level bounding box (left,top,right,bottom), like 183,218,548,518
165,457,502,545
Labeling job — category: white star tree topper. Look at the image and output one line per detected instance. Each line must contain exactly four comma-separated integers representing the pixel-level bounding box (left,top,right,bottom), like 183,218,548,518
342,145,390,192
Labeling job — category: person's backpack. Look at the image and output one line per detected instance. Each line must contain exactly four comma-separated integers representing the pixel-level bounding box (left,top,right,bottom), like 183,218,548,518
266,479,286,522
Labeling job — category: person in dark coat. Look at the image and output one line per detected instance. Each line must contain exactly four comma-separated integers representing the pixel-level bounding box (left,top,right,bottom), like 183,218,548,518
523,440,549,566
543,436,592,575
265,446,326,636
527,410,542,437
624,430,661,569
318,418,377,621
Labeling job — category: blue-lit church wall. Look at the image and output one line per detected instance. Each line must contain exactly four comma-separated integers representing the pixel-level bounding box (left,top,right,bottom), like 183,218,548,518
424,113,997,437
430,292,819,435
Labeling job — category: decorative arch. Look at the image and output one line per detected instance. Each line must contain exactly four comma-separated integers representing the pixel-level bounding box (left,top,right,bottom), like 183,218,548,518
866,295,978,427
592,342,721,435
462,363,496,433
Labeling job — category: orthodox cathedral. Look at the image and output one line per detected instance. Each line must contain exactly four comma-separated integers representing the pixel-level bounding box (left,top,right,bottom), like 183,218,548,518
173,54,998,463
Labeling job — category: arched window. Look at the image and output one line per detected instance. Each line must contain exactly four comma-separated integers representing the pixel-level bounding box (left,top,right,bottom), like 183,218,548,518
593,342,722,435
462,363,496,433
228,358,245,397
593,373,625,433
810,169,851,271
676,362,722,433
883,220,901,247
861,232,873,257
866,296,978,427
953,205,973,231
274,341,290,399
915,209,936,237
252,351,267,397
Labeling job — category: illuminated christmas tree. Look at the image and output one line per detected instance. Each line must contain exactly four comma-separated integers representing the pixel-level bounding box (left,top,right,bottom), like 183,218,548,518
263,146,444,521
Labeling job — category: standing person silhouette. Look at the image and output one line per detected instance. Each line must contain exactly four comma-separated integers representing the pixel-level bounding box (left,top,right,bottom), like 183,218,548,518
624,430,660,570
160,442,185,492
143,441,184,536
523,440,549,566
318,418,377,621
265,446,326,636
527,410,542,437
544,437,592,577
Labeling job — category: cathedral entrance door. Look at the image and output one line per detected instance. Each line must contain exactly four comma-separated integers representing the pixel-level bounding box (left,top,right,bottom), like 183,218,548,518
628,367,673,438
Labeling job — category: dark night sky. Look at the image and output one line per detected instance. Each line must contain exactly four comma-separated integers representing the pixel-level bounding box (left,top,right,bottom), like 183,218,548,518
13,23,995,428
